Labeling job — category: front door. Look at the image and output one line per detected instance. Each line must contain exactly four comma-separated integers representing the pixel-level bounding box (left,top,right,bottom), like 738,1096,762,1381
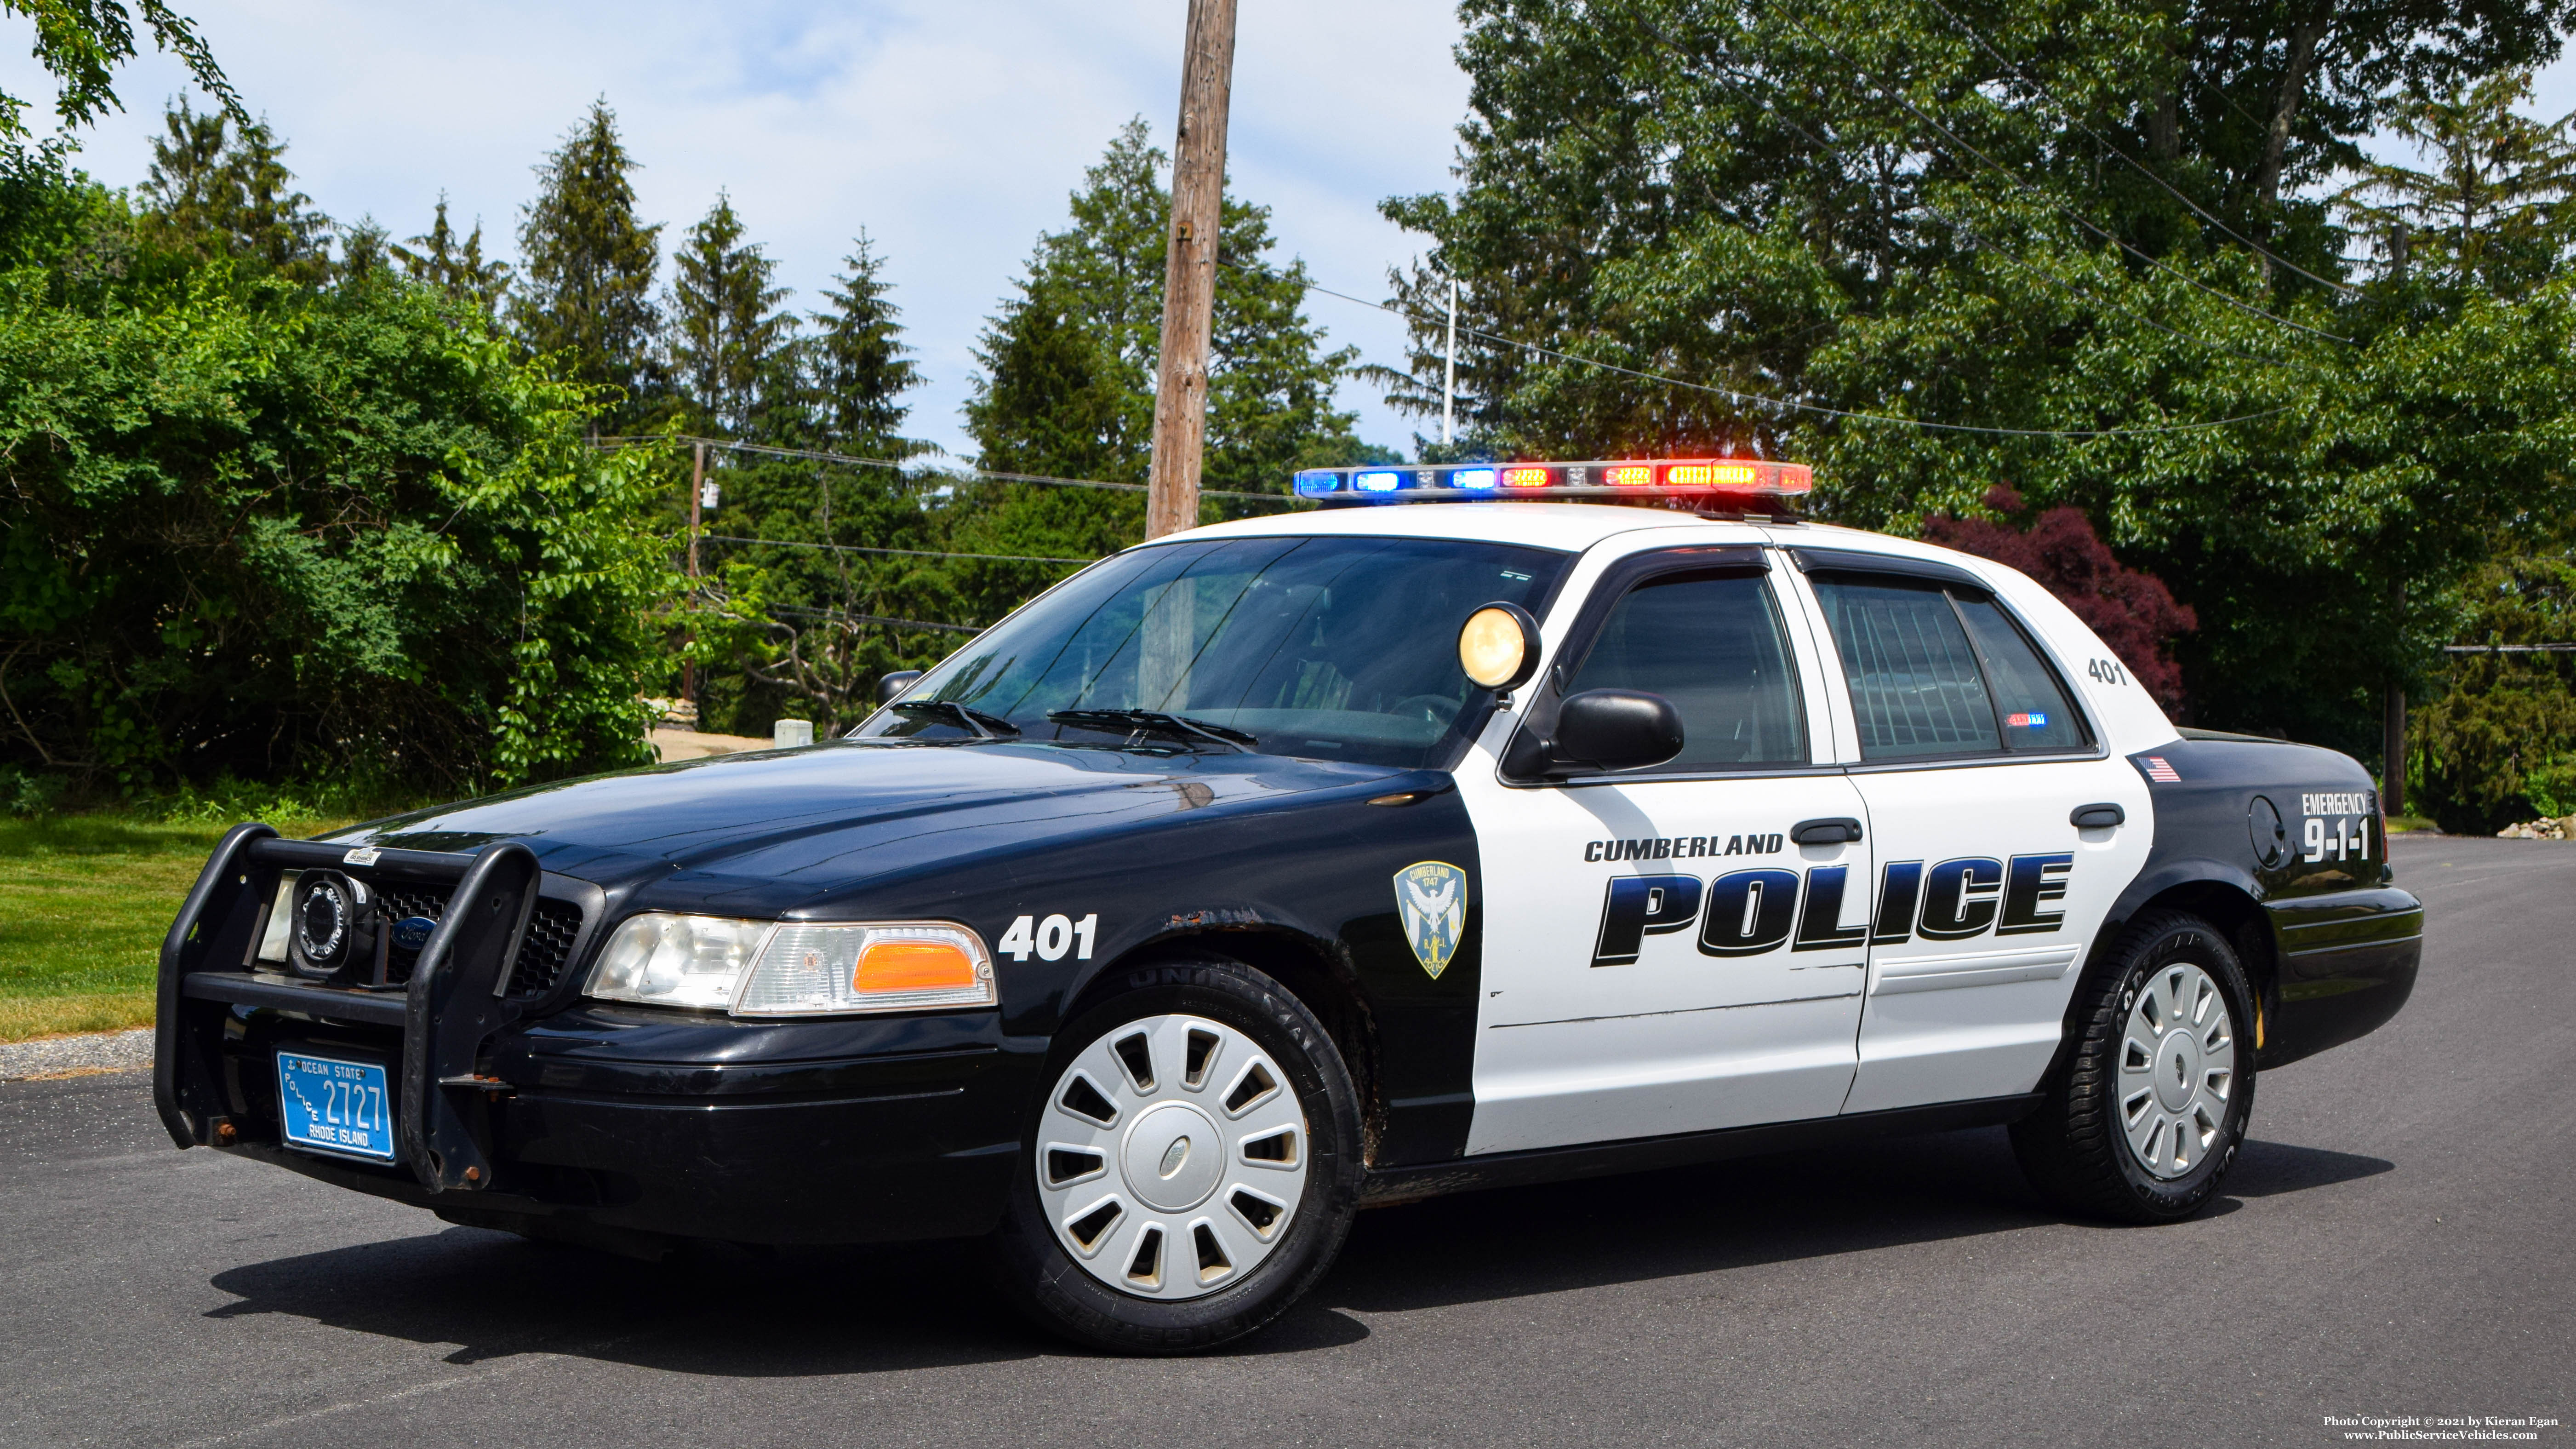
1794,565,2150,1114
1462,549,1877,1155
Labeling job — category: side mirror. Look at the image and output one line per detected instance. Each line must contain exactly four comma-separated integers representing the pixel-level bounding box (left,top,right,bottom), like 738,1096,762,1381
1457,602,1542,692
875,670,924,705
1513,689,1685,777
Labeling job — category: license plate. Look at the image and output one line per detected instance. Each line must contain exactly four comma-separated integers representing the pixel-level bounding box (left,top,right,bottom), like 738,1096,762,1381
274,1051,396,1161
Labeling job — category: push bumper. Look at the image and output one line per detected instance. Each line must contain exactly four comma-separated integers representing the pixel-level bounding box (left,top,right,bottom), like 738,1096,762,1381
155,825,1041,1247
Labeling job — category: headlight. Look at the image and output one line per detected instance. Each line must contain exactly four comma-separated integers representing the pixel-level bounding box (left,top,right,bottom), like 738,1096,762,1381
582,914,995,1016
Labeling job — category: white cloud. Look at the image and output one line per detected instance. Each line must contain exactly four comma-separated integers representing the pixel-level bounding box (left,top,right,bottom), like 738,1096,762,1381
0,0,1470,458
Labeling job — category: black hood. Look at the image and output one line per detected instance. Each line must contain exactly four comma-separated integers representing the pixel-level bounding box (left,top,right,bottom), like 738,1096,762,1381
342,740,1416,915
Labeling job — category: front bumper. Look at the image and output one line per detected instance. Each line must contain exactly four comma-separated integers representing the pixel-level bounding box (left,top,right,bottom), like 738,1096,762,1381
155,826,1041,1247
202,1005,1039,1244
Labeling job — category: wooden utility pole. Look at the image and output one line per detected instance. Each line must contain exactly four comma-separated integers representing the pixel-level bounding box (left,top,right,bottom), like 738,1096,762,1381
1144,0,1239,540
682,440,704,714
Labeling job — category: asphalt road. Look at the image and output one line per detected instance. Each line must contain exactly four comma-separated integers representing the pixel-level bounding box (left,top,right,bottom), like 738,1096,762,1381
6,834,2569,1449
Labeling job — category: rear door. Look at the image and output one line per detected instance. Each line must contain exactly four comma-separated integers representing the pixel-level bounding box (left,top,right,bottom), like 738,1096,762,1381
1462,545,1876,1154
1785,551,2150,1114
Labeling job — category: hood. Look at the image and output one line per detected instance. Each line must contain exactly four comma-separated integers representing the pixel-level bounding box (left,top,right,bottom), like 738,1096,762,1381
343,739,1415,912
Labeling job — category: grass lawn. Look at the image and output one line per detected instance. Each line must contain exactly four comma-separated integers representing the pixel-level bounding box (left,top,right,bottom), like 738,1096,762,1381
0,816,348,1043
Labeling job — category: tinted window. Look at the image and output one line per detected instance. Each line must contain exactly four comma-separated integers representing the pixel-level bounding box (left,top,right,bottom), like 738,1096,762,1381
1812,576,2088,760
1813,578,1999,758
1563,570,1807,770
854,535,1568,768
1955,597,2086,750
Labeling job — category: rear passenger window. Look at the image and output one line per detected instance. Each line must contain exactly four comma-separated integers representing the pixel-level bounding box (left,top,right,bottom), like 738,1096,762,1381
1563,569,1807,770
1953,597,2085,751
1811,575,2089,760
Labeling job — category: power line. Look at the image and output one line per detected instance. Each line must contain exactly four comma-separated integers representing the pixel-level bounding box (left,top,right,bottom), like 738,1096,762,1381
1244,261,2297,439
1765,3,2356,345
595,435,1308,507
1911,0,2359,298
760,602,986,635
701,534,1093,566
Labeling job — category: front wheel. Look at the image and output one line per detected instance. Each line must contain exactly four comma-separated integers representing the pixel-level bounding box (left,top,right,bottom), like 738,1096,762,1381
2011,910,2256,1223
989,955,1363,1353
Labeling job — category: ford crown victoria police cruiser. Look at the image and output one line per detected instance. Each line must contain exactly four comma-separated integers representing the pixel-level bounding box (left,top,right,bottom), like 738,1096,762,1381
154,459,2422,1353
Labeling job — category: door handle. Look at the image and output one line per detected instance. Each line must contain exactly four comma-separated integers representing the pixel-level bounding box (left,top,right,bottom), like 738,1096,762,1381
1790,817,1863,845
2071,802,2126,829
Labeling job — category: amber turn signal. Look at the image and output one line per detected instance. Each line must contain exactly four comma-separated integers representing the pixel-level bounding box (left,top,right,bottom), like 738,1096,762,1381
855,939,980,994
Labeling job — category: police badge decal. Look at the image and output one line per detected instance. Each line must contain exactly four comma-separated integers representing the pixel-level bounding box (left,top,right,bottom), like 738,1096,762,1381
1393,861,1467,979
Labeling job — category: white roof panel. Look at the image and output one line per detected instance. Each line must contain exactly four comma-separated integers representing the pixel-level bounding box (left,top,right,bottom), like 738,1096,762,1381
1144,501,1772,554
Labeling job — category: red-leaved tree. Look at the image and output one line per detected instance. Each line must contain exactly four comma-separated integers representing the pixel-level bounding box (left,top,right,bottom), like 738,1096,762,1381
1922,488,2198,714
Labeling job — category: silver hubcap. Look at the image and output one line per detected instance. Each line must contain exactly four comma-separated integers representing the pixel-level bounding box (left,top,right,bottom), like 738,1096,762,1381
2120,963,2237,1180
1037,1014,1308,1300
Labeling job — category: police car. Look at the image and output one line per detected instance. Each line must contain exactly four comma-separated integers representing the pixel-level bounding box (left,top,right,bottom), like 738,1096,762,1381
154,458,2422,1353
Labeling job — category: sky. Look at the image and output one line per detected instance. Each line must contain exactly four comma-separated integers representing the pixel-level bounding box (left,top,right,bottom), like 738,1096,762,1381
0,0,1473,461
6,4,2575,465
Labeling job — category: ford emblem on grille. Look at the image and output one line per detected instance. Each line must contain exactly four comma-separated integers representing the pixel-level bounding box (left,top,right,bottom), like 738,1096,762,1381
391,916,438,952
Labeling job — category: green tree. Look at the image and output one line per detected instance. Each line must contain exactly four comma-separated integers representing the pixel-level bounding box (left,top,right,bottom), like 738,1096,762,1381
2341,70,2576,296
512,99,662,434
666,191,795,440
805,232,925,456
2410,548,2576,832
677,228,957,735
0,0,237,149
0,155,672,796
393,195,511,318
134,99,332,281
1375,0,2576,764
961,119,1363,596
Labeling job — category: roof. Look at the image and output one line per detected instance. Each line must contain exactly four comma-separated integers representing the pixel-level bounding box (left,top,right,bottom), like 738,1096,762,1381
1151,501,1991,574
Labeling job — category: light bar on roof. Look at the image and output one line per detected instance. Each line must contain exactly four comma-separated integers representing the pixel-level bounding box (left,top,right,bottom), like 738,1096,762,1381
1290,458,1813,501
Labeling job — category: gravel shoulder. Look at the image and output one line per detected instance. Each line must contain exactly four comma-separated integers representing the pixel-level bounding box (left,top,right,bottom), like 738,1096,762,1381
0,1027,152,1081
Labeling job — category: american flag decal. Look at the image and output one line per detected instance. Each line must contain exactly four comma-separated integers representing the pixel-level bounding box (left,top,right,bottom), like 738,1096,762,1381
2137,756,2181,784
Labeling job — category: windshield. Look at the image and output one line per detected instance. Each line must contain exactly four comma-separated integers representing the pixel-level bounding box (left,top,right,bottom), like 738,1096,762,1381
854,535,1570,768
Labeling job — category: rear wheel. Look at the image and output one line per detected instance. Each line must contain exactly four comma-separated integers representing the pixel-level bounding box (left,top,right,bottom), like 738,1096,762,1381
989,954,1362,1353
2011,910,2256,1223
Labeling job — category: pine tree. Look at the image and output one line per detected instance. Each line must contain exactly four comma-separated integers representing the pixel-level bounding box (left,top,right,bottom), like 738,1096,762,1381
807,233,924,455
512,99,662,431
135,99,332,281
393,195,511,318
666,191,795,440
336,216,390,282
964,118,1360,493
2340,70,2576,296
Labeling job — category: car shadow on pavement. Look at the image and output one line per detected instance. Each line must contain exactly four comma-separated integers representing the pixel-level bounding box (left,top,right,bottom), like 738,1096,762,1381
198,1128,2385,1368
2216,1137,2395,1198
1302,1127,2395,1321
207,1226,1051,1375
204,1219,1374,1372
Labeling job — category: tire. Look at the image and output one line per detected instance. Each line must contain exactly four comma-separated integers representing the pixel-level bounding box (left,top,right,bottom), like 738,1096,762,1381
2011,909,2257,1223
989,953,1364,1353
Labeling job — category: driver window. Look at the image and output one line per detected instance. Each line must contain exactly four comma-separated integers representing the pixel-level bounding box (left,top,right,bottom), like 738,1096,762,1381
1563,569,1808,771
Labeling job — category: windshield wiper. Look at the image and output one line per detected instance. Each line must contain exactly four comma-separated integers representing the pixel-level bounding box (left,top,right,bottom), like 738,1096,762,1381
1045,709,1257,750
890,700,1021,738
